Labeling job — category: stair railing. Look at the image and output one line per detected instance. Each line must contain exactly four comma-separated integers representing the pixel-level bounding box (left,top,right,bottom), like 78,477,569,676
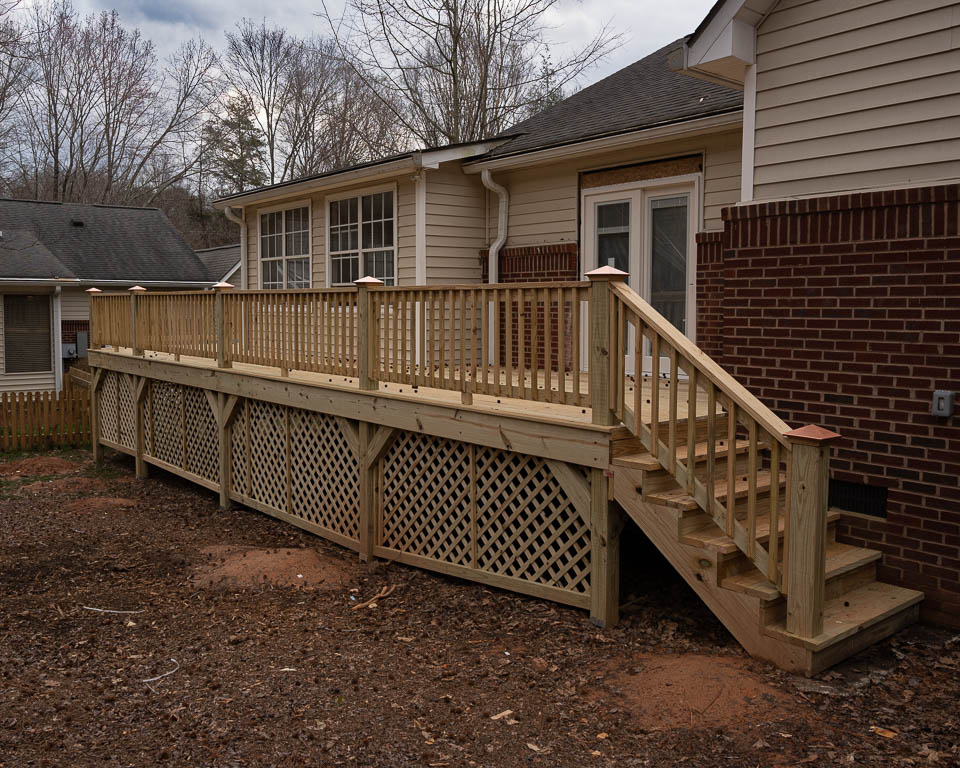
588,268,840,639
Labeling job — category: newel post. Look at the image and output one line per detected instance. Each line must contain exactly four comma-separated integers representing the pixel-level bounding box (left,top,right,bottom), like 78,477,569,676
85,287,101,350
214,282,234,369
129,285,146,356
355,276,383,392
586,266,628,426
784,424,842,638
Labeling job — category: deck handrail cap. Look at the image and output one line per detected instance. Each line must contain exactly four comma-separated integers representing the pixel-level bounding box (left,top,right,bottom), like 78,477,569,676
85,287,102,293
784,424,842,444
586,266,628,281
129,285,147,292
355,276,384,285
213,281,234,291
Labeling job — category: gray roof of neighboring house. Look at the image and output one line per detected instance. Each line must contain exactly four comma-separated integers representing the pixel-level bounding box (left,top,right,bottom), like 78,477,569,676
0,198,212,283
484,39,743,159
196,243,241,282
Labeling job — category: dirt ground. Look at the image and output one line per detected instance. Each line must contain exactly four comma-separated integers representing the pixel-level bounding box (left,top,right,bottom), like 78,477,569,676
0,451,957,767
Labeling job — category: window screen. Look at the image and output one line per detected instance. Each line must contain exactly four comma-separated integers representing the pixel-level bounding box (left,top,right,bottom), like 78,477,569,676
4,295,52,373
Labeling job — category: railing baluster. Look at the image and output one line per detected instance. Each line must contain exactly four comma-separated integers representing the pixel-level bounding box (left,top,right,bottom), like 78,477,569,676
768,440,780,585
726,398,737,537
633,315,642,437
706,382,717,520
747,418,758,559
668,346,678,474
650,333,660,455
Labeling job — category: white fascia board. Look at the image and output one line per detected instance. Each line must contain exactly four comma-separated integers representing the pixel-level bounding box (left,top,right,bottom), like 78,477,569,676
415,139,512,170
684,0,775,87
463,111,743,173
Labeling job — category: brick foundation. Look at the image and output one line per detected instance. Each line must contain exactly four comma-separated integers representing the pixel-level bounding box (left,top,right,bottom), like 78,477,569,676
62,320,89,346
701,183,960,626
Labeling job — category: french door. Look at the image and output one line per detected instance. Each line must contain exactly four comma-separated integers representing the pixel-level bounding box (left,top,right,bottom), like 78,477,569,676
582,177,698,375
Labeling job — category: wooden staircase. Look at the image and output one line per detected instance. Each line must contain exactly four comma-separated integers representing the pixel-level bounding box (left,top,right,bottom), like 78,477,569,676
609,426,922,675
586,268,923,676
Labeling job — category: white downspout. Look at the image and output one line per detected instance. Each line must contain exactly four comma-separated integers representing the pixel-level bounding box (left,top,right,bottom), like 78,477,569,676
480,169,508,284
53,286,63,393
223,205,246,288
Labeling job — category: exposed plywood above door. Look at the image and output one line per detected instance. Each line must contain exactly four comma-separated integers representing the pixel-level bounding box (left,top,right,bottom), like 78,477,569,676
582,155,702,190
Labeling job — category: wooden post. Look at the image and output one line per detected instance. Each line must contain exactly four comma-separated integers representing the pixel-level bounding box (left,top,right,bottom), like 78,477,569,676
356,422,395,562
586,267,627,426
86,287,102,350
90,368,103,462
129,285,146,356
784,424,842,639
590,467,621,627
132,375,148,479
214,282,234,369
216,393,240,510
355,276,383,392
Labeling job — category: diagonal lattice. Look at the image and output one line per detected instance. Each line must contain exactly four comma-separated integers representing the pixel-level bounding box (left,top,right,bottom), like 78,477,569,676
148,381,184,467
289,410,360,542
98,371,119,443
380,431,472,566
475,448,591,594
184,387,219,483
248,400,287,512
116,375,136,450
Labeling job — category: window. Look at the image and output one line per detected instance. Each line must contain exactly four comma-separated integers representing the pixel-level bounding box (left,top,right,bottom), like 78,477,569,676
3,295,52,373
260,204,310,289
328,189,395,285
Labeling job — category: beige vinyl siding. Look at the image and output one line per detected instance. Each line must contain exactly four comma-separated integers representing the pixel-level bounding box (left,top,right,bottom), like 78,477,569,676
243,176,416,289
0,294,56,392
752,0,960,200
486,129,742,246
425,165,485,284
60,288,89,322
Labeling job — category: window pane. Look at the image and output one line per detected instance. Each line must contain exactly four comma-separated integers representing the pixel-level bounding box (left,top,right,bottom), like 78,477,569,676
286,258,310,289
596,201,630,273
597,201,629,231
260,211,282,260
285,206,309,257
331,253,359,285
262,260,283,289
383,219,394,247
364,250,395,285
3,295,51,372
650,196,687,332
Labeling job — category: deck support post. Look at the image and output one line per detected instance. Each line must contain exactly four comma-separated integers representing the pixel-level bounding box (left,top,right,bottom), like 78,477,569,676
129,286,146,356
784,425,842,639
356,277,383,392
586,267,628,426
132,375,148,480
90,368,103,463
358,420,376,561
590,468,621,627
216,393,240,510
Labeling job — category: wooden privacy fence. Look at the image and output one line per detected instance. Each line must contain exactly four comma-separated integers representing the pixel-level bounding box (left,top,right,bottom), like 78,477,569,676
0,380,91,452
90,281,593,406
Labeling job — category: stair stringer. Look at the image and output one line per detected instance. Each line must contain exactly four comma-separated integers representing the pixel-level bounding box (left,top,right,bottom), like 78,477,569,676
613,467,812,674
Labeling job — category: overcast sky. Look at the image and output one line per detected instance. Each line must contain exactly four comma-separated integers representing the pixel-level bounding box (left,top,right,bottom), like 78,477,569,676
72,0,714,87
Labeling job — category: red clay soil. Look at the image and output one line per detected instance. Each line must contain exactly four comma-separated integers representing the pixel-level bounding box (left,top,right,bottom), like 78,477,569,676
0,450,957,767
0,455,80,477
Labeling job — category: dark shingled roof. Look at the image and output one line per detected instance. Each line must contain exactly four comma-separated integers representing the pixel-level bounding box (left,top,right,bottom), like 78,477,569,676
196,243,241,283
486,39,743,159
0,199,212,283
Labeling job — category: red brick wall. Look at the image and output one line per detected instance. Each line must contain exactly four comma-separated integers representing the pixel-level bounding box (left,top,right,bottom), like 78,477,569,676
695,231,724,359
61,320,89,346
479,243,578,283
707,183,960,626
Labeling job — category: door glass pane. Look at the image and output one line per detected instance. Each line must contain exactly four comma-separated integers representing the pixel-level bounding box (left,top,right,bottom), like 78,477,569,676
650,196,688,332
596,201,629,273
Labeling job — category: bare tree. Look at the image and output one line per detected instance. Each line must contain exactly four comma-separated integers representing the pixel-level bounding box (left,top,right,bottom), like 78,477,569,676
321,0,620,147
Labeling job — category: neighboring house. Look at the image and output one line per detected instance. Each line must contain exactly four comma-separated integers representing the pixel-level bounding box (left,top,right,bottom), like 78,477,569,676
214,0,959,627
0,199,214,392
196,243,242,286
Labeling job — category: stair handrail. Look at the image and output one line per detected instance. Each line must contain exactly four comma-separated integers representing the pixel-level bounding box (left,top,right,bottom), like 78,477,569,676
589,269,839,640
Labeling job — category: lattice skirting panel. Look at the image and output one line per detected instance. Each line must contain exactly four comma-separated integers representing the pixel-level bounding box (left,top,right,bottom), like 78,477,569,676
229,399,361,550
377,431,592,608
97,370,136,452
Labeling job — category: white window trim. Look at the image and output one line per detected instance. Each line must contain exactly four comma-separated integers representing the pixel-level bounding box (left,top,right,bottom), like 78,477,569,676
256,198,312,290
324,182,399,287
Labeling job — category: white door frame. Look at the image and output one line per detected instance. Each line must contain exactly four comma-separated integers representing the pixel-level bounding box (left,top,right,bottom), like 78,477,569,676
580,173,701,374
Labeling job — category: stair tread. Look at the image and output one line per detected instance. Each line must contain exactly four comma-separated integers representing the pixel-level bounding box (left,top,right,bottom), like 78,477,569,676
721,541,882,601
612,439,753,472
683,509,841,555
765,581,924,651
647,471,784,511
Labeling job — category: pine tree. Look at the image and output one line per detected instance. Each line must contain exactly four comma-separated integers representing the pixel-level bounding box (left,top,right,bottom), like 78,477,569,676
203,93,268,194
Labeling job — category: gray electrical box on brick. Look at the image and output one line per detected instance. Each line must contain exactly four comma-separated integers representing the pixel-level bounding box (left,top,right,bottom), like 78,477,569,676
932,390,955,418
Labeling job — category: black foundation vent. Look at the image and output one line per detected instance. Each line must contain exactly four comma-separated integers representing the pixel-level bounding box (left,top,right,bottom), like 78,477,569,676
829,479,887,518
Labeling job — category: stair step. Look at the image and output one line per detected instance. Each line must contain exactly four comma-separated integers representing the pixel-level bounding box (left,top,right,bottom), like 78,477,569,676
645,471,784,511
612,439,753,472
720,541,881,601
764,581,924,652
681,509,841,555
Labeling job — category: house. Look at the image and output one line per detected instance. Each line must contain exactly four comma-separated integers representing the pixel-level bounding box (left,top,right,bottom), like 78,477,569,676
196,243,242,286
0,199,215,392
213,0,959,628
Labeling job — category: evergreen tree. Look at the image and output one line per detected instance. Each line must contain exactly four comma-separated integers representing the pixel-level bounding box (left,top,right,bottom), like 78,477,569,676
203,93,268,194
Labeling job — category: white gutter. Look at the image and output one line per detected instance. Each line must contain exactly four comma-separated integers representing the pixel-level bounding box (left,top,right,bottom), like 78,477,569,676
223,205,247,289
464,111,743,173
480,170,508,284
0,278,80,286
